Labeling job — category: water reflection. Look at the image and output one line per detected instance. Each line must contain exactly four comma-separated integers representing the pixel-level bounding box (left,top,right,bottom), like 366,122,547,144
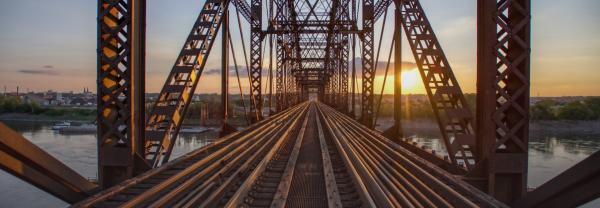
0,121,599,207
401,129,600,207
0,121,220,208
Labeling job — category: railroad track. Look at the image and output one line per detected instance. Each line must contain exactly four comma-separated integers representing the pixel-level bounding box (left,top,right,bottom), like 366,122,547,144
315,102,507,208
223,102,366,208
74,101,508,208
73,102,310,208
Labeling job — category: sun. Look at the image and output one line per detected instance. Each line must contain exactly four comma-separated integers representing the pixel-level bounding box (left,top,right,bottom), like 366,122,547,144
401,68,419,88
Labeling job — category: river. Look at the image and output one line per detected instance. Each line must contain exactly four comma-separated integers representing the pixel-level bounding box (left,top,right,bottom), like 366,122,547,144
1,120,598,207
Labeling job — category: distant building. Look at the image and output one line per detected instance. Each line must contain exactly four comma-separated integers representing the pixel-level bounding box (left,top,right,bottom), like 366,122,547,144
24,94,47,106
70,97,89,106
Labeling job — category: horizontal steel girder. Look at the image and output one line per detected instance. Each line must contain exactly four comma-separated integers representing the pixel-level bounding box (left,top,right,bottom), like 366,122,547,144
511,150,600,208
0,122,100,204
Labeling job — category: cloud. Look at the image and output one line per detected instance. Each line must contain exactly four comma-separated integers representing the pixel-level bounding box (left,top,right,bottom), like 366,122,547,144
18,70,59,75
43,65,55,68
203,69,221,75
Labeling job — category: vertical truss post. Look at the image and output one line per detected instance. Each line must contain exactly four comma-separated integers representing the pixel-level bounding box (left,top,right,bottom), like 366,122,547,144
97,0,149,190
349,35,356,118
465,0,531,204
383,8,403,141
220,10,237,138
250,0,263,123
296,76,301,104
276,35,284,112
325,80,330,104
332,50,339,107
361,0,375,128
341,34,349,113
287,51,294,107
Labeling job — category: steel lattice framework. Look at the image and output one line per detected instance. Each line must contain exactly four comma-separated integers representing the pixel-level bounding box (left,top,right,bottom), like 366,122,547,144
398,0,477,173
96,0,532,203
97,0,148,189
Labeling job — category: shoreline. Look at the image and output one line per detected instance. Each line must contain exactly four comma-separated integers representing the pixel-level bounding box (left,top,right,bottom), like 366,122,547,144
3,115,598,134
375,118,600,134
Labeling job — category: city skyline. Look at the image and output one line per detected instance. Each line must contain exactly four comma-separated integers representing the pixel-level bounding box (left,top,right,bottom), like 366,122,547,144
1,0,599,96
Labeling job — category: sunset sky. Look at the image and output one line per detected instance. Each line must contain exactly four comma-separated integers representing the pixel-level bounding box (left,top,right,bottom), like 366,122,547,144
0,0,598,96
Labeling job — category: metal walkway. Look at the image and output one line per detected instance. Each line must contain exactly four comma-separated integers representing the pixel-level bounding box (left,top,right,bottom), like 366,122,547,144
71,102,506,208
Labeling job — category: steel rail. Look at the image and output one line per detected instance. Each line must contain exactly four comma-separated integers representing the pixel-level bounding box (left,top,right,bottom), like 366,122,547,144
326,110,411,208
315,103,395,207
340,122,443,207
173,103,309,208
317,102,500,208
147,111,290,208
320,104,448,207
269,102,311,208
116,103,308,207
196,102,311,208
71,104,294,207
320,103,472,206
339,123,421,208
317,110,373,208
223,103,313,207
125,120,282,207
315,109,343,208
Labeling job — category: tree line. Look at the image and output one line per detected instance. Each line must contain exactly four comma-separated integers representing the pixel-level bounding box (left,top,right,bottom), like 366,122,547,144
530,97,600,120
0,97,96,117
4,95,599,121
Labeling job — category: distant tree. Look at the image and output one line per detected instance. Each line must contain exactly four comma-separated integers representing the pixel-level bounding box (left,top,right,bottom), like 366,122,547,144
530,99,558,120
583,97,600,120
558,100,593,120
1,97,23,113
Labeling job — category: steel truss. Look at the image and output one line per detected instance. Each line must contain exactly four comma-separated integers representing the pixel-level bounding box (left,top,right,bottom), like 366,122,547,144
94,1,541,204
465,0,531,204
398,0,477,173
361,0,375,128
143,0,230,168
250,0,263,123
97,0,148,188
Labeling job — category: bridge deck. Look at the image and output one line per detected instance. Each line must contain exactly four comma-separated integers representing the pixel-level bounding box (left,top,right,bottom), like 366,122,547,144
72,102,507,208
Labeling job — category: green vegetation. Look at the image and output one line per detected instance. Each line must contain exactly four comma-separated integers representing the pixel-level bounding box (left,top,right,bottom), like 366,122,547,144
5,94,599,122
373,94,600,121
530,97,600,120
0,97,96,120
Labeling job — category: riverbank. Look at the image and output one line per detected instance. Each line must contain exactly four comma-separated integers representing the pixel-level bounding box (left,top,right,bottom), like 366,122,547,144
376,117,600,134
0,113,95,122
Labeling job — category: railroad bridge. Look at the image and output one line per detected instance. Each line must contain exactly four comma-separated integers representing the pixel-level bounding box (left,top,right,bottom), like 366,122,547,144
1,0,599,207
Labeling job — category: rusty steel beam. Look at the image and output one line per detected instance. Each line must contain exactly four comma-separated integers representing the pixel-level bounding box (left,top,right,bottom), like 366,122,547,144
382,8,403,142
361,0,375,129
397,0,476,173
0,122,100,204
220,11,237,138
232,0,254,23
250,0,263,123
341,34,349,113
144,0,231,168
511,150,600,208
97,0,149,189
464,0,531,204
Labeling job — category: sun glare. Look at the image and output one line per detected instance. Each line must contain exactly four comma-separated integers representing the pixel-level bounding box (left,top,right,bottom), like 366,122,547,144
401,68,419,88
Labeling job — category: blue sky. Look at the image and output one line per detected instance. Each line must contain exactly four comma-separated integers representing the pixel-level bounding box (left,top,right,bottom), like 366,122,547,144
0,0,598,96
